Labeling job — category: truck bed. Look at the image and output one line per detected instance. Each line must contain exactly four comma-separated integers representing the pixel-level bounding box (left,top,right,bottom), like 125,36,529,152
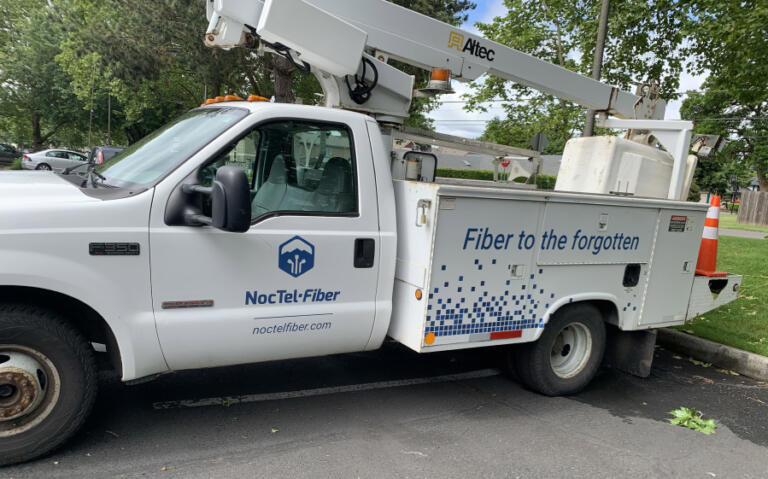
387,179,714,353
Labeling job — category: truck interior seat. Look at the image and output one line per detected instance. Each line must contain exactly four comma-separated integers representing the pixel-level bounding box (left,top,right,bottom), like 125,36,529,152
312,157,355,213
252,155,288,217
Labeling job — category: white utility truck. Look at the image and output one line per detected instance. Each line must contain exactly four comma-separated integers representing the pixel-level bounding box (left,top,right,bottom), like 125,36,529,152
0,0,742,465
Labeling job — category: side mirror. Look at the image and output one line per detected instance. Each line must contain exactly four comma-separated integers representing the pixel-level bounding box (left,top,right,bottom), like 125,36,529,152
183,166,251,233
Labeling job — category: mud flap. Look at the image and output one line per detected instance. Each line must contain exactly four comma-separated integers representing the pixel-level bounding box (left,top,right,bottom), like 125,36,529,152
602,325,657,378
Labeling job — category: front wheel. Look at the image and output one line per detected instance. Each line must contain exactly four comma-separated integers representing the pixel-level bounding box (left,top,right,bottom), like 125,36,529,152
0,304,97,466
508,303,605,396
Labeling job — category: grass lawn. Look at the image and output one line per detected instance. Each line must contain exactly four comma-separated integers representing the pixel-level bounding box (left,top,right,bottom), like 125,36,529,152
676,235,768,356
719,213,768,234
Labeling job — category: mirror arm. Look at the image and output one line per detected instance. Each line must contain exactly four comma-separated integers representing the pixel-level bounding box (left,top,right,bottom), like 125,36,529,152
181,184,213,195
185,213,214,226
181,184,215,226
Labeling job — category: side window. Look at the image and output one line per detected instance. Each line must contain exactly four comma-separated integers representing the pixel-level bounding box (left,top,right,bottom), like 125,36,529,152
46,151,58,158
198,120,357,221
199,130,261,216
200,130,260,187
68,153,86,161
251,121,357,220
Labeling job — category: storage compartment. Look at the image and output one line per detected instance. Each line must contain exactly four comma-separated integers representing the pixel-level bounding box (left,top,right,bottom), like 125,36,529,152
388,180,711,353
555,136,696,200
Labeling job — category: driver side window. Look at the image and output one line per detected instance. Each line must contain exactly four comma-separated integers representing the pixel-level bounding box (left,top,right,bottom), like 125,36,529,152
199,120,357,221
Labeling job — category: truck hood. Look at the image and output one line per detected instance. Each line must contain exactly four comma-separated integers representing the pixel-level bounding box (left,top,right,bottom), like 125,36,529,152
0,171,98,205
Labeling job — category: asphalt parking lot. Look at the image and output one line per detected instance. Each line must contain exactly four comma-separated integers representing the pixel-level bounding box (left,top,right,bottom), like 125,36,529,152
4,343,768,478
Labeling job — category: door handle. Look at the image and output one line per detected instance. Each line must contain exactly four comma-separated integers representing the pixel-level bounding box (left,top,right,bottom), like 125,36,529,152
354,238,375,268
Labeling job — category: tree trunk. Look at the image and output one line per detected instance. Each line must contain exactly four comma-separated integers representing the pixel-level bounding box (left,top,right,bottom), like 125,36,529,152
124,126,143,144
757,167,768,192
31,114,43,151
273,56,295,104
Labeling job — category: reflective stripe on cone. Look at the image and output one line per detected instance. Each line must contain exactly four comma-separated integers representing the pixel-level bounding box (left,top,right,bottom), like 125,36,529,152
695,195,727,277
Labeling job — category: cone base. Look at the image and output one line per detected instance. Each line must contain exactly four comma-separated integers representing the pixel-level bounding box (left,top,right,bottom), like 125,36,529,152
695,269,727,277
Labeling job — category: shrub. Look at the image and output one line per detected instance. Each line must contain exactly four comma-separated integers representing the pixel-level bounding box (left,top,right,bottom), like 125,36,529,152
6,158,22,170
536,174,557,190
436,168,557,190
436,168,495,181
687,180,702,202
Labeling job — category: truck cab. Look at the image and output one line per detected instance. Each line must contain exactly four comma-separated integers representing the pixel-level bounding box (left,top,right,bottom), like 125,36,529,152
147,102,397,371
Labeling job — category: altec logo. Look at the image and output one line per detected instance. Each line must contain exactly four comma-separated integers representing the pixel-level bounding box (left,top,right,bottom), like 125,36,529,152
279,236,315,278
448,31,495,61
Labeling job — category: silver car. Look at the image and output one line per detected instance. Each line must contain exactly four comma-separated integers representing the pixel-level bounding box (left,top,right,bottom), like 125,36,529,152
22,149,88,172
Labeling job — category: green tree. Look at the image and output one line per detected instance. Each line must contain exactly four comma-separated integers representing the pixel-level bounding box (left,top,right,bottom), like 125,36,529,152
0,1,86,150
465,0,690,150
681,91,757,195
57,0,268,144
683,0,768,190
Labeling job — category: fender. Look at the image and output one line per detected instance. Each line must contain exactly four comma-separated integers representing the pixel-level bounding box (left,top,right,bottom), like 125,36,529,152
531,292,620,341
0,256,168,381
0,186,168,381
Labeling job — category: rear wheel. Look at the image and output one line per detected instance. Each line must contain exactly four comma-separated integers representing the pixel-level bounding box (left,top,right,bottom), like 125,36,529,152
35,164,52,171
0,304,97,466
508,303,605,396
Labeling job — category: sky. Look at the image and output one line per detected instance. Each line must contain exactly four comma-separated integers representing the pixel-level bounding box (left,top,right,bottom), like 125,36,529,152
427,0,706,139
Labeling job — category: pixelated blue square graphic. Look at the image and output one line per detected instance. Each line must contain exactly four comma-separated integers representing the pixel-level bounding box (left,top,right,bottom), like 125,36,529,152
278,236,315,278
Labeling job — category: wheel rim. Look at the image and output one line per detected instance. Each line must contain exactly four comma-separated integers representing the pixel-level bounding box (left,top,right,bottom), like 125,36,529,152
549,322,592,379
0,346,61,438
37,165,51,170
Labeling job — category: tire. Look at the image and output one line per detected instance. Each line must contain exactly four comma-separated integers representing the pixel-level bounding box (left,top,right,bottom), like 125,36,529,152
0,304,97,466
508,303,605,396
35,164,52,171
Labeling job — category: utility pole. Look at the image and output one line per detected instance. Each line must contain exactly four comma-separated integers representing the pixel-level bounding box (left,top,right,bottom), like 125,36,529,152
583,0,610,137
88,69,95,147
106,95,111,145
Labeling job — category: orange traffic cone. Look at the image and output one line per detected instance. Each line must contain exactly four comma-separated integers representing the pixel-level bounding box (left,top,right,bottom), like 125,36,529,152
695,195,727,277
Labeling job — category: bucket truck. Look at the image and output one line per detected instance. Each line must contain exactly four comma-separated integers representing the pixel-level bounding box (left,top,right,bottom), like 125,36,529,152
0,0,741,465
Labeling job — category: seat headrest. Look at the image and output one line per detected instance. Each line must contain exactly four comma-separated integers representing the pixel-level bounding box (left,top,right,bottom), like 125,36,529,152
317,157,352,194
267,155,288,183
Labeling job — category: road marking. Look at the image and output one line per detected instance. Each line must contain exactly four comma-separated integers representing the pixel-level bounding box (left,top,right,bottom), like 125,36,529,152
152,368,501,410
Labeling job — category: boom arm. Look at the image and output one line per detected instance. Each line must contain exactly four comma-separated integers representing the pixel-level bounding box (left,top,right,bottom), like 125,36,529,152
204,0,665,120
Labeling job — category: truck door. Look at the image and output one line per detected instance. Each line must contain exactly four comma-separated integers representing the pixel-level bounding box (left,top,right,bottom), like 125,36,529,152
150,118,381,371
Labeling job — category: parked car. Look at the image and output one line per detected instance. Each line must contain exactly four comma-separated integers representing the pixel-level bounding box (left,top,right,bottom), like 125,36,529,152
22,149,88,172
89,145,124,165
0,143,20,165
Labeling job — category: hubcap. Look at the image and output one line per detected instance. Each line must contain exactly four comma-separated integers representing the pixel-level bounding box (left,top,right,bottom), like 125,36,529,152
549,322,592,379
0,346,61,437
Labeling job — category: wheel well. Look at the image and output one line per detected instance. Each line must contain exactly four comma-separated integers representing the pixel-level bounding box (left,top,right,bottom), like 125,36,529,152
0,286,121,374
590,300,619,326
556,299,619,326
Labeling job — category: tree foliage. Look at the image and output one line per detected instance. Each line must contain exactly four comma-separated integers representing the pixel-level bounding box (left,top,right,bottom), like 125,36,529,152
465,0,689,152
0,0,475,149
682,0,768,190
0,0,86,150
681,91,756,195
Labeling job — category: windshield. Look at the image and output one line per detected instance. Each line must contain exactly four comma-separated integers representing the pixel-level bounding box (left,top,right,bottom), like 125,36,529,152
94,107,248,188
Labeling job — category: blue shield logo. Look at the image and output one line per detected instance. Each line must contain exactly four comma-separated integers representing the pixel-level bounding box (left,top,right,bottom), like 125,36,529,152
279,236,315,278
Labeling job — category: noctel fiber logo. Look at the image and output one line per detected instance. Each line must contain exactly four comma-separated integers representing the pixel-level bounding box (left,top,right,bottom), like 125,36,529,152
279,236,314,278
448,31,495,61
